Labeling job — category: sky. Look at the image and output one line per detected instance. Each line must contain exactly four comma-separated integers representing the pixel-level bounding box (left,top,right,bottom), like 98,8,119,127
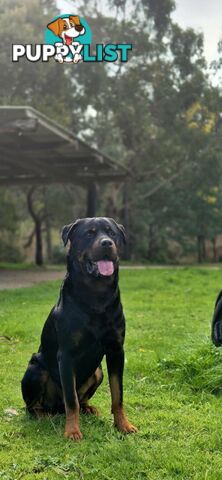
57,0,222,64
172,0,222,63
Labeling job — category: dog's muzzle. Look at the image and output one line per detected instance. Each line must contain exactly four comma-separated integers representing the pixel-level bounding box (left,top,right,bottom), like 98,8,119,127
81,236,118,277
86,259,115,277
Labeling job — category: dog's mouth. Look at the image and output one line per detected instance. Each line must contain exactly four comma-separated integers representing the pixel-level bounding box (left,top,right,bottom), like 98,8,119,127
64,26,84,45
64,34,73,45
86,259,115,277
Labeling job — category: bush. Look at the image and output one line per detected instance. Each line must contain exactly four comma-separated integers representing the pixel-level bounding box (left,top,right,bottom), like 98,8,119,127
51,245,66,264
0,239,24,263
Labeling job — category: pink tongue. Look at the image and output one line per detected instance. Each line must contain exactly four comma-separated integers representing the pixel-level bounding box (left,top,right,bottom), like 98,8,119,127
65,35,72,45
96,260,114,276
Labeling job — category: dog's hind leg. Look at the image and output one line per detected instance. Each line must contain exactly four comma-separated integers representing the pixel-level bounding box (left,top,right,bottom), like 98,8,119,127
21,353,64,417
78,366,103,415
21,353,46,416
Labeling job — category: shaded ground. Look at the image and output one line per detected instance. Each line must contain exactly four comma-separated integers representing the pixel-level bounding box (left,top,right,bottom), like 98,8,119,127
0,269,64,289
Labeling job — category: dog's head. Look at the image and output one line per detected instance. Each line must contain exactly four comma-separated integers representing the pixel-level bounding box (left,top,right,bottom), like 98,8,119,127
62,217,126,278
47,16,85,45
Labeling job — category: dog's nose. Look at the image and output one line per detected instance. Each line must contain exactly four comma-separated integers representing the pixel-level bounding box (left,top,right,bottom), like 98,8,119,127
101,238,113,248
75,25,83,32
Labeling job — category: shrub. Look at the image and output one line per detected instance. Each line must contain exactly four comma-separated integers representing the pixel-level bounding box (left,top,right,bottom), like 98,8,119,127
0,239,24,263
51,245,66,264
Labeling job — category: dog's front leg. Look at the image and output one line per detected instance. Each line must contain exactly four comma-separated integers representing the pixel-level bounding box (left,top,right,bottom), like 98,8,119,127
58,351,82,441
106,348,138,434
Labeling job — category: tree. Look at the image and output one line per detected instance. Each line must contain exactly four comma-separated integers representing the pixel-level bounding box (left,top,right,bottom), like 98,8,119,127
0,0,73,124
26,188,46,265
57,2,222,264
1,0,222,264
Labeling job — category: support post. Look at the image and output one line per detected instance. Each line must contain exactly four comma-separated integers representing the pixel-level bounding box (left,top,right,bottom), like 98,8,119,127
86,182,97,217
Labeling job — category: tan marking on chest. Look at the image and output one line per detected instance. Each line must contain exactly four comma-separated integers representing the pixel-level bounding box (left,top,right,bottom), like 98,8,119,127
72,330,83,346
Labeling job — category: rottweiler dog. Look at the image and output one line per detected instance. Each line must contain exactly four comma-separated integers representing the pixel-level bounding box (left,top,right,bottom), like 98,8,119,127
211,290,222,347
21,217,137,441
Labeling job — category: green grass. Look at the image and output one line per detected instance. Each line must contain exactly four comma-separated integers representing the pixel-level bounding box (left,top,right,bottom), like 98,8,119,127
2,268,222,479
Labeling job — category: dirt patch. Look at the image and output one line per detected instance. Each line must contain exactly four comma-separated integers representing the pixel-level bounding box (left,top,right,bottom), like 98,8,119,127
0,269,64,290
0,266,147,290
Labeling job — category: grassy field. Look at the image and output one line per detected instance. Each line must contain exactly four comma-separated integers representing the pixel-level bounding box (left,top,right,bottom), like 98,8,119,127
2,268,222,479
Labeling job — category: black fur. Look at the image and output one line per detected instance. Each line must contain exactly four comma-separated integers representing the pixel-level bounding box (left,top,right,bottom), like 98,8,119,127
21,217,136,438
211,290,222,346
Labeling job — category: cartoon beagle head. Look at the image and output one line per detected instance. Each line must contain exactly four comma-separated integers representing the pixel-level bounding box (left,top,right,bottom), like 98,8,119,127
47,16,85,45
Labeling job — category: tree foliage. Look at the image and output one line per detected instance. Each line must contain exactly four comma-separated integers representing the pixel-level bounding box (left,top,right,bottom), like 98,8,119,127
1,0,222,263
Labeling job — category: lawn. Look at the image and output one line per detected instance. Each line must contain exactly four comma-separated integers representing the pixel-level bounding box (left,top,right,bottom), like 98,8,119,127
1,267,222,479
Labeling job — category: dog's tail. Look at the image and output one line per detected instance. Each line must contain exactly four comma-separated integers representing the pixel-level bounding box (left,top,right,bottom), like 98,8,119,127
211,290,222,346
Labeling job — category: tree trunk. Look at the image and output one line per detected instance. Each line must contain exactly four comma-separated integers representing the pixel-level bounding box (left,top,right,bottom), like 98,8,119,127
147,224,156,261
27,187,44,266
202,236,207,261
147,223,161,262
122,182,130,260
44,189,52,262
35,220,43,266
197,234,206,263
45,214,52,262
212,237,217,262
197,235,202,263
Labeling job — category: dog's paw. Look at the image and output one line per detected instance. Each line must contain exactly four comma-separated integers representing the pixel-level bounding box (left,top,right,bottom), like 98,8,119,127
73,54,82,64
64,428,83,441
115,421,138,434
114,410,138,434
54,55,64,63
80,404,99,415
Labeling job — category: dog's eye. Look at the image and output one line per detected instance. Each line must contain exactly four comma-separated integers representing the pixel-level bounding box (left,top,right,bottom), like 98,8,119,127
63,24,68,30
107,228,115,237
87,229,96,236
70,21,74,27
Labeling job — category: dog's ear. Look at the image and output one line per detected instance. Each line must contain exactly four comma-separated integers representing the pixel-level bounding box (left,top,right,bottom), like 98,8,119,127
61,219,81,247
47,18,63,36
69,15,81,26
116,223,126,245
109,219,126,245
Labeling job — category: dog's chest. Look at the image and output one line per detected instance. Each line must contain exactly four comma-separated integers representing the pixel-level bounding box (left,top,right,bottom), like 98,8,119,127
70,311,123,357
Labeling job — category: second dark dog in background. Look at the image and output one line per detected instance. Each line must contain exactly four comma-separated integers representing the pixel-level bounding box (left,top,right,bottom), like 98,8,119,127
211,290,222,346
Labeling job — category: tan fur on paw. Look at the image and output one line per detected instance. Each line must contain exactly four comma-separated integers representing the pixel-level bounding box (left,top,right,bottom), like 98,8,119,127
80,404,99,415
64,427,83,441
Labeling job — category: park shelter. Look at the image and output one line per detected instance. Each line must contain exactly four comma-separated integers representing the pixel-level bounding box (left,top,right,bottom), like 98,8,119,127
0,106,126,216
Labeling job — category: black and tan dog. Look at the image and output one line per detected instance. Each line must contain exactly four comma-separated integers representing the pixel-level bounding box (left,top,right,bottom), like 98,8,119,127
211,290,222,347
21,217,137,441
